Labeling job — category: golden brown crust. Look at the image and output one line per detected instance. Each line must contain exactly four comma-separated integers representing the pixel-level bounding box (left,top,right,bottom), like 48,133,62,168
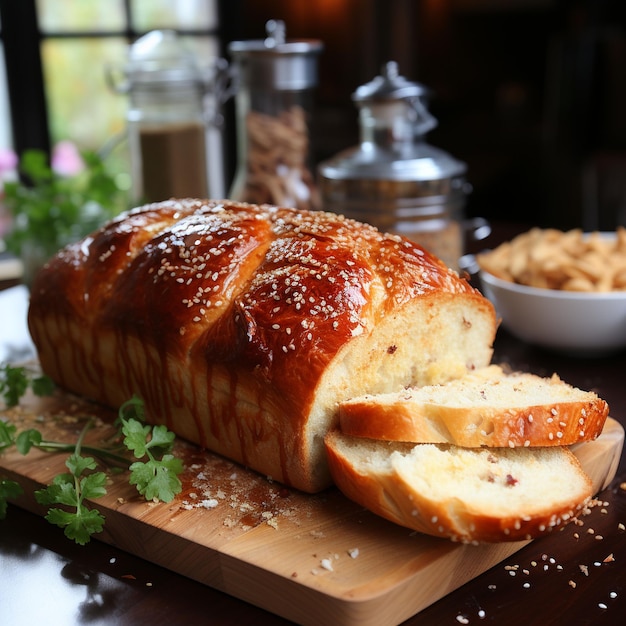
28,199,495,492
339,399,608,447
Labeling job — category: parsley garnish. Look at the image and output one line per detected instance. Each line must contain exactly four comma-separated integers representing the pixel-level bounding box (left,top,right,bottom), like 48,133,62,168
0,365,184,543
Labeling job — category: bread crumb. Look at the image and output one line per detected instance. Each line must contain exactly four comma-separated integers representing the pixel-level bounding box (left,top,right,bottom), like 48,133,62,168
348,548,360,559
199,498,218,509
320,558,334,571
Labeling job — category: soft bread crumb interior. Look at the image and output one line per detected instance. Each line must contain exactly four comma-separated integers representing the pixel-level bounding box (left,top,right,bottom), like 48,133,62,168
391,445,588,516
346,365,594,408
306,295,495,484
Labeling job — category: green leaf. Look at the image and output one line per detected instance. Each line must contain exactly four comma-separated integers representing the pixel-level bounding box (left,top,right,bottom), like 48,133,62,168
32,375,55,397
0,478,24,519
20,149,52,183
122,418,152,458
145,424,176,455
35,474,78,508
65,452,97,477
79,472,107,500
129,455,183,503
45,504,105,545
0,420,17,450
0,365,29,407
15,428,43,455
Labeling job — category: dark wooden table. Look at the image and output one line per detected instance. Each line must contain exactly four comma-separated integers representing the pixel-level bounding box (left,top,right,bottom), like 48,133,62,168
2,226,626,625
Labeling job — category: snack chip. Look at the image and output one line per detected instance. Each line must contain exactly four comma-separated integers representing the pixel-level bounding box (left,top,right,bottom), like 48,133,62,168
477,227,626,292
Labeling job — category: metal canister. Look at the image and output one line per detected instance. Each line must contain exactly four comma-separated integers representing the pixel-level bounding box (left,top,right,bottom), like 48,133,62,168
228,20,323,211
318,61,470,269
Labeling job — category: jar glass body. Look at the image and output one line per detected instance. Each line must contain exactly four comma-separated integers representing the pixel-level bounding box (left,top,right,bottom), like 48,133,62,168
318,173,467,269
127,85,210,204
228,74,319,211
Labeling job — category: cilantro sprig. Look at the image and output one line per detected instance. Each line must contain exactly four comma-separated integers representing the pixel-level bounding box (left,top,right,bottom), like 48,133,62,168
0,365,184,543
34,421,107,545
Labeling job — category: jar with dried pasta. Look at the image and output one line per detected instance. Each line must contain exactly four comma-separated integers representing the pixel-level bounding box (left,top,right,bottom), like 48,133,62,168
227,20,323,211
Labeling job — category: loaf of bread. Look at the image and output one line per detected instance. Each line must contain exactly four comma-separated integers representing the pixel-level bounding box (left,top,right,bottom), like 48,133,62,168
324,429,593,543
27,199,497,493
339,364,609,447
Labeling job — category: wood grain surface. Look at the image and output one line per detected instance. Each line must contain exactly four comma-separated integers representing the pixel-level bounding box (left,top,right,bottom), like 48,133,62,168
0,391,622,626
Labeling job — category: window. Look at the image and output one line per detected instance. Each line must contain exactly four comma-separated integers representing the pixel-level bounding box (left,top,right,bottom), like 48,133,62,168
0,0,230,174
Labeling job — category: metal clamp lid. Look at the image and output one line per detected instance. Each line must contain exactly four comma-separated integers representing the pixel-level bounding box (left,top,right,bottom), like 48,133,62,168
228,20,323,90
353,61,430,102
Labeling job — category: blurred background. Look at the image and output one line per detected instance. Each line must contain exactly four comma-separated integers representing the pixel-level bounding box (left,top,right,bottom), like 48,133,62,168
1,0,625,231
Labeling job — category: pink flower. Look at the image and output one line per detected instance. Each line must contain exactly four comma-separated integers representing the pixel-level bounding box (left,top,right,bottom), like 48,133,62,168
51,141,85,177
0,147,18,177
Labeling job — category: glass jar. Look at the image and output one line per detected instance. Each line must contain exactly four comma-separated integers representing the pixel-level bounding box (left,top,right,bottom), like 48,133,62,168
318,62,470,269
228,20,323,211
108,30,230,204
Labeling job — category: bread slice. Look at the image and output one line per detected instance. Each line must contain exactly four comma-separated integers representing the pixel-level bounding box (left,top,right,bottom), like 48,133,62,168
324,430,593,543
338,365,609,448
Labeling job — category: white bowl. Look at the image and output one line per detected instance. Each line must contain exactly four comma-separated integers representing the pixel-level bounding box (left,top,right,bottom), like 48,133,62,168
479,269,626,356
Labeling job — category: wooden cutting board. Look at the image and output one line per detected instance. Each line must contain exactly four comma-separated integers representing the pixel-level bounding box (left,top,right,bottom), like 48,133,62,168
0,391,623,626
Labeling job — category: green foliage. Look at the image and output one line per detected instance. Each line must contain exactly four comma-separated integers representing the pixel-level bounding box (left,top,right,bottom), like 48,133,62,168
0,380,183,543
0,364,54,408
0,478,23,519
121,407,183,503
35,454,107,545
1,147,127,263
